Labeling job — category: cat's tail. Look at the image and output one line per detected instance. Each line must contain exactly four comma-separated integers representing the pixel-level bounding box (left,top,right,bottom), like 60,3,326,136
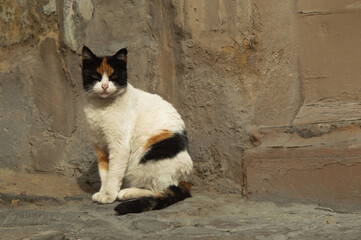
114,181,191,215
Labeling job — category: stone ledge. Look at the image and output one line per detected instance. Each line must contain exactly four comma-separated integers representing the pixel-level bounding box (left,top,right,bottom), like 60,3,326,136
293,101,361,125
0,169,87,201
245,120,361,212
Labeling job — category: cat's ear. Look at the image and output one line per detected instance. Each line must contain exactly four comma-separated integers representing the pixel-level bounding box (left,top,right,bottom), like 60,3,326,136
82,46,96,61
114,48,128,62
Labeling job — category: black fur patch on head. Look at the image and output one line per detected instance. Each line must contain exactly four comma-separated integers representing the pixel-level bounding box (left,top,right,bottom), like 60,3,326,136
81,46,128,92
140,130,188,164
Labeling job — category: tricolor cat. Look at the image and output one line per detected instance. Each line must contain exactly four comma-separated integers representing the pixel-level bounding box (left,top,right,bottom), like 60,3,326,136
81,46,193,214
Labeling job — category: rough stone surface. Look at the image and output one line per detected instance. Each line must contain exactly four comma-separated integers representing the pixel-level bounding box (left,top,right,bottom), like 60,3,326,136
243,0,361,209
2,0,299,191
0,0,58,46
245,120,361,212
1,172,361,239
1,191,361,240
1,0,361,212
298,0,361,104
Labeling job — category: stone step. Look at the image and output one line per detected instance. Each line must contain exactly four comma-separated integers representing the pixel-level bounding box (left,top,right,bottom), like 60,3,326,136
0,169,91,207
244,120,361,212
293,101,361,125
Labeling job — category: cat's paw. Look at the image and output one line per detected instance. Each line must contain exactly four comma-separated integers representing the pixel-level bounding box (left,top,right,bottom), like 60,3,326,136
92,192,117,204
92,192,103,202
117,189,129,200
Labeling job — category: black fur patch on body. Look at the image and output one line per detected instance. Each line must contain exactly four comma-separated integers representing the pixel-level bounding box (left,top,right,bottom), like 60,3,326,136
114,183,191,215
140,130,188,164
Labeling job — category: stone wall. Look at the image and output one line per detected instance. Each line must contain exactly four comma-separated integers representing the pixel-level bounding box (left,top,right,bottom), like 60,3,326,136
1,0,300,193
244,0,361,211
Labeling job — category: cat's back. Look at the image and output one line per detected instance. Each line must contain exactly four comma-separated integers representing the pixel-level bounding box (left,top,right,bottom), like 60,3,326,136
133,87,185,131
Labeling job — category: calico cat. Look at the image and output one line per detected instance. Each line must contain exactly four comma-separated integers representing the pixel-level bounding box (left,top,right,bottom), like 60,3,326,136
81,46,193,214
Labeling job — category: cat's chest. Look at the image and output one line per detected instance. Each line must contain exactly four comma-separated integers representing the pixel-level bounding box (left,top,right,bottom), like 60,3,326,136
85,108,106,127
85,104,128,131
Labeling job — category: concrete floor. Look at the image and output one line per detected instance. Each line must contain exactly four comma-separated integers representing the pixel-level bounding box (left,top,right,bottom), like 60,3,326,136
1,170,361,240
2,193,361,239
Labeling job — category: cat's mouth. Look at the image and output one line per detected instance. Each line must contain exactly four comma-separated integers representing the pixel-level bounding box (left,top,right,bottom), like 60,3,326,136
99,90,112,97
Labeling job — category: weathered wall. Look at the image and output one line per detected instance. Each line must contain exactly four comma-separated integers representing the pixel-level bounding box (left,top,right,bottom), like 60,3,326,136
298,0,361,105
244,0,361,211
0,0,300,193
0,0,94,181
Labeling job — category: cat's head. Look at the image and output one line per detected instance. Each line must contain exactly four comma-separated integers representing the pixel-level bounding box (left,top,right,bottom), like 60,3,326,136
82,46,128,98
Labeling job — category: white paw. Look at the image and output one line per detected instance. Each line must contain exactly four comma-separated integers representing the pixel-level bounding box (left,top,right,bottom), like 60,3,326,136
117,189,129,200
92,192,117,204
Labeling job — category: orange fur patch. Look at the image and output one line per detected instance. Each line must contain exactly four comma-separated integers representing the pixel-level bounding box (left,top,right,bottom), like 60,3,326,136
96,58,114,76
144,130,173,150
179,181,191,192
94,144,109,170
154,192,164,198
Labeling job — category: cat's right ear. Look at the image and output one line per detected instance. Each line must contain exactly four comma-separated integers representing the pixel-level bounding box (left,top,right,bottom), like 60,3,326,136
82,46,95,61
114,48,128,62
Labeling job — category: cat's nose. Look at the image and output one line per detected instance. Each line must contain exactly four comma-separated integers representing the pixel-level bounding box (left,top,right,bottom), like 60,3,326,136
101,83,108,90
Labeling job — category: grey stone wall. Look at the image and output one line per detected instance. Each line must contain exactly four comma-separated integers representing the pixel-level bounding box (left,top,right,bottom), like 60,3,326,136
0,0,300,193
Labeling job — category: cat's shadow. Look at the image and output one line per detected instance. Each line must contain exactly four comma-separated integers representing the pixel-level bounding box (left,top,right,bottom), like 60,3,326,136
76,160,101,194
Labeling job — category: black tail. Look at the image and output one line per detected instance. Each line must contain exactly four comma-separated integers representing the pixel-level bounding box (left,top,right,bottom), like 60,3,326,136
114,182,191,215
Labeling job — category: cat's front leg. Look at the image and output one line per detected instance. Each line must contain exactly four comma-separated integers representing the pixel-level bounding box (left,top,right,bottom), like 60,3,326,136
92,167,109,202
93,144,130,204
92,144,109,202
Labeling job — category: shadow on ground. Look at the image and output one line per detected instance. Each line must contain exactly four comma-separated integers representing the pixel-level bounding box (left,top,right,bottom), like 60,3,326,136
76,160,100,194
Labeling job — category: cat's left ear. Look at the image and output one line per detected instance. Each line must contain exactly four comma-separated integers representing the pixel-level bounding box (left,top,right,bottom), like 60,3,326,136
114,48,128,62
82,46,96,61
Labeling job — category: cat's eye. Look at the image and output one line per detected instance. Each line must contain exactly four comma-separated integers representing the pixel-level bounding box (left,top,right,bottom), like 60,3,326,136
91,74,100,79
110,74,118,79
